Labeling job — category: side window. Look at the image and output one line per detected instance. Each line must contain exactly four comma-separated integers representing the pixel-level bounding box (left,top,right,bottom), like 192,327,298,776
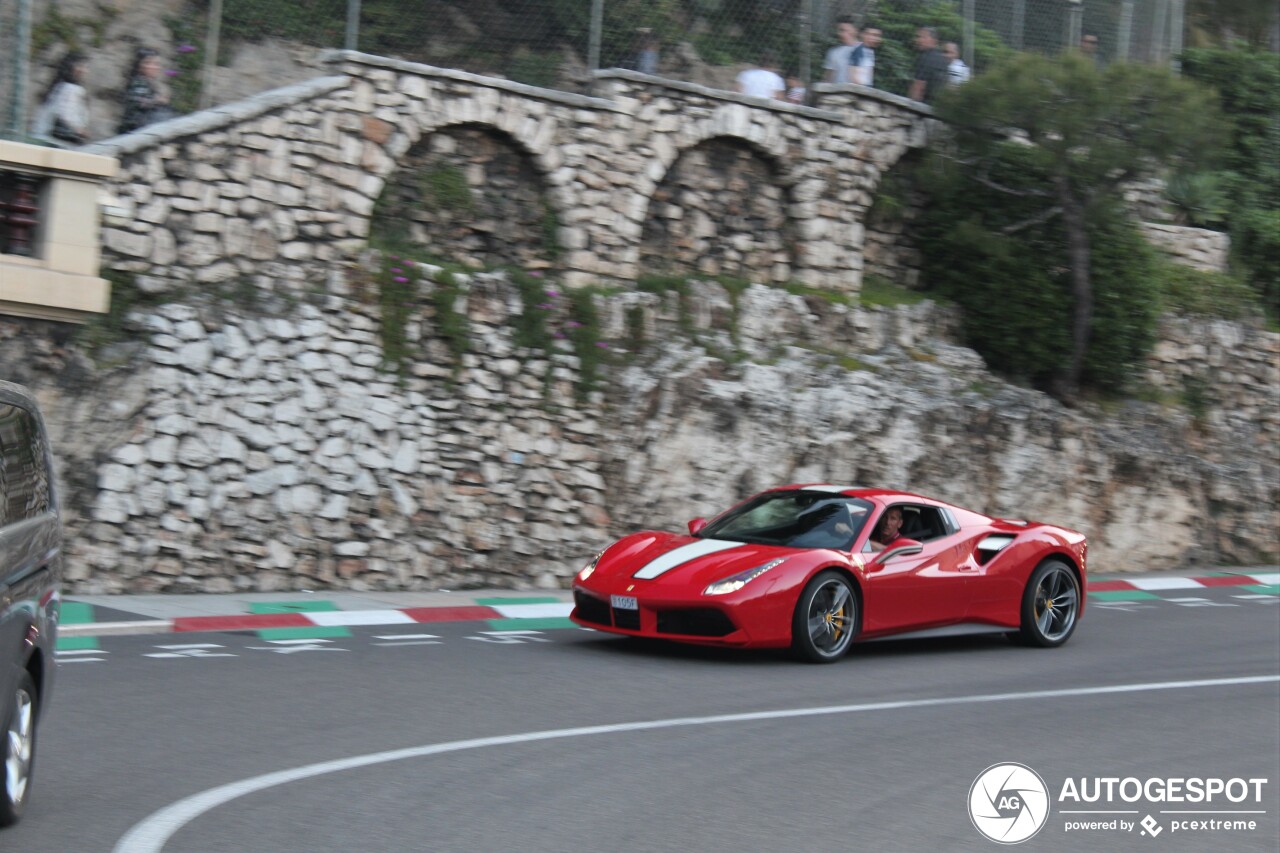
900,506,949,542
0,402,51,526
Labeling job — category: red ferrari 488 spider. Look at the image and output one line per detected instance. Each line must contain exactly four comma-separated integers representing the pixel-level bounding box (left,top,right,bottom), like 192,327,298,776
571,485,1087,662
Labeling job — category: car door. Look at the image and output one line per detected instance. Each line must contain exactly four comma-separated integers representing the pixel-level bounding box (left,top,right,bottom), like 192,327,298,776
0,397,57,702
859,504,970,633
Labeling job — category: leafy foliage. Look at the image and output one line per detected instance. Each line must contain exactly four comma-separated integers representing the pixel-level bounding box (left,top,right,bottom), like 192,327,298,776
929,51,1222,395
376,253,419,373
1180,47,1280,319
1156,258,1265,322
916,140,1167,393
1164,171,1229,228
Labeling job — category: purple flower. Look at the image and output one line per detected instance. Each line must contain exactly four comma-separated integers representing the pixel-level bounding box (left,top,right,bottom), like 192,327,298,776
394,276,409,283
391,267,403,274
531,271,543,278
177,44,197,53
566,320,581,328
553,331,566,339
537,303,553,310
546,290,559,297
164,68,179,77
596,342,610,348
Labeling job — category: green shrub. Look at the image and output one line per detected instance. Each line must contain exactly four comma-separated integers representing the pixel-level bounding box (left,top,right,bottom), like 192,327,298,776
1156,258,1264,321
1165,171,1230,229
509,268,554,352
566,288,607,398
429,270,470,364
376,254,420,372
420,164,473,213
1180,47,1280,319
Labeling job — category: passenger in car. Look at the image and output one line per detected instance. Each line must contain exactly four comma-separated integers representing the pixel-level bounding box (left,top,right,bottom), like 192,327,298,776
869,506,904,551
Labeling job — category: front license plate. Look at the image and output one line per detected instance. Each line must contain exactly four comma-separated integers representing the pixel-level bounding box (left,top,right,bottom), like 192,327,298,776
610,595,639,610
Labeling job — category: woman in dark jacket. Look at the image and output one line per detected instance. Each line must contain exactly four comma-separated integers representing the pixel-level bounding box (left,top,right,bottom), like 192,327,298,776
118,47,173,134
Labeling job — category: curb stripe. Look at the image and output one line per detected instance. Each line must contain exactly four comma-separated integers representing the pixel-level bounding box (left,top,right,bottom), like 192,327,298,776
401,606,501,623
174,614,313,632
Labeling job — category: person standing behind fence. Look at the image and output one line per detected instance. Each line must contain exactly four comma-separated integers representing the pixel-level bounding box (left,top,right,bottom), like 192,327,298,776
823,17,859,83
31,51,90,146
849,24,882,87
943,41,970,85
736,52,785,100
633,29,660,75
785,73,807,105
118,47,174,135
908,27,950,104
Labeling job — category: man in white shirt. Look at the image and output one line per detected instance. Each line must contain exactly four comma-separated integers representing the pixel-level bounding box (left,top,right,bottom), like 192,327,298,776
736,52,786,100
849,24,882,87
823,18,859,84
944,41,971,85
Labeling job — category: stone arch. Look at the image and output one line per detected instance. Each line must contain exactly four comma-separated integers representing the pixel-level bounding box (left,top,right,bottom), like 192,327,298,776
862,147,929,288
370,120,562,270
639,133,799,283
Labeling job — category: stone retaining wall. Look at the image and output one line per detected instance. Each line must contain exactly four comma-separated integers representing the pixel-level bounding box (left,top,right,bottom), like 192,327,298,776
1140,223,1232,273
4,272,1276,593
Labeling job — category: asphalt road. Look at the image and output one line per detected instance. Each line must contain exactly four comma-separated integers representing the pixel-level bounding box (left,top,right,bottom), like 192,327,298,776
9,587,1280,853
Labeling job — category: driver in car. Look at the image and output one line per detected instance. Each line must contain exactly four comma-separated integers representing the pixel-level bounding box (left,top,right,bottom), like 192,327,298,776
869,507,904,551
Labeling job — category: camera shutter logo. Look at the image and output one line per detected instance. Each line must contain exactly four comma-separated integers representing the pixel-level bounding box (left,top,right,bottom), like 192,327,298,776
968,762,1051,844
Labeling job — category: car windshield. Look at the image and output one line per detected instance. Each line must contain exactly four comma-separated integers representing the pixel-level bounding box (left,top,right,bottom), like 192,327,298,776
699,491,874,550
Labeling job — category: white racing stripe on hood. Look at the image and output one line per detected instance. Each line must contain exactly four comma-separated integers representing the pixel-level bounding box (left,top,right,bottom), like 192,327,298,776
632,538,744,580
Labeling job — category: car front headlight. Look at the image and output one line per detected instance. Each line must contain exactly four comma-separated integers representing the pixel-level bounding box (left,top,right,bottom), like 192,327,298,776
577,551,604,582
703,558,786,596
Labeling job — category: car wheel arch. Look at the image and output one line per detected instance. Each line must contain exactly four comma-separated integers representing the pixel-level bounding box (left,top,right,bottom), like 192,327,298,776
801,564,864,621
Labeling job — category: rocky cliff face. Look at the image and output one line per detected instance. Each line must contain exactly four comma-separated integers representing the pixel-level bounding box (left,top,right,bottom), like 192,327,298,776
3,271,1275,594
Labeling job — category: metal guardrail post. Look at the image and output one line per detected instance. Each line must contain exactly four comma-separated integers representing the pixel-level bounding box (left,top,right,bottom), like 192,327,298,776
799,0,812,91
199,0,224,110
6,0,33,139
346,0,361,51
1169,0,1185,71
588,0,603,76
962,0,975,69
1066,0,1084,53
1151,0,1169,63
1012,0,1026,50
1117,0,1134,61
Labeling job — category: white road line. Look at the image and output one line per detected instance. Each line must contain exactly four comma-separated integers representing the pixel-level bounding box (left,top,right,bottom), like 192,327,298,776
56,648,109,656
111,673,1280,853
372,634,441,641
154,643,224,650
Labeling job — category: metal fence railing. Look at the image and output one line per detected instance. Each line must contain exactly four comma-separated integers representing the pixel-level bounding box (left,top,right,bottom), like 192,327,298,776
4,0,1200,142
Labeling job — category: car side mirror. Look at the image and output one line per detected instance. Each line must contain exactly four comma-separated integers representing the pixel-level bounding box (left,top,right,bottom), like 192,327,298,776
688,517,708,535
871,537,923,567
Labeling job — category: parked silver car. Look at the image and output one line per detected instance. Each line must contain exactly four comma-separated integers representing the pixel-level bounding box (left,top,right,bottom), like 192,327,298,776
0,381,62,825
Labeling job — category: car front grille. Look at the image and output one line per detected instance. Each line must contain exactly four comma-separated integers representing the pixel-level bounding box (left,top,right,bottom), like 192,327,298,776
573,590,611,626
612,606,641,630
656,608,736,637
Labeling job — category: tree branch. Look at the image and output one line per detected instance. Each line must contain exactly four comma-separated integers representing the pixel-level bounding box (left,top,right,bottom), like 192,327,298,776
972,171,1054,198
1001,205,1063,234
